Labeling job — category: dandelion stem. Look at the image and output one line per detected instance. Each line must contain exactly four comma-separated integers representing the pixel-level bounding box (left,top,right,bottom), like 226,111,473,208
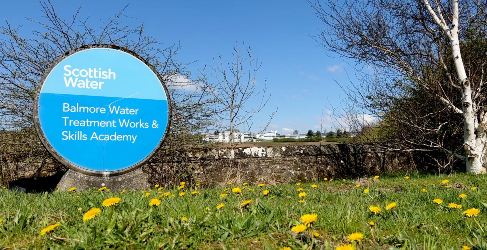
474,218,485,233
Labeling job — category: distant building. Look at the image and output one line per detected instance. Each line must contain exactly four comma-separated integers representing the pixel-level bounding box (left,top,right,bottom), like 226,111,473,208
204,131,255,143
255,130,278,141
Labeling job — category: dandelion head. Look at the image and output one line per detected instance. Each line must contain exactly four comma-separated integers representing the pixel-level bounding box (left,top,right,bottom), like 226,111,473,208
263,190,269,196
216,203,225,209
291,224,307,234
220,193,228,198
385,202,397,210
191,191,199,195
369,206,381,214
405,176,410,179
433,199,443,204
472,187,477,191
448,203,462,209
441,179,449,184
297,188,304,192
368,221,375,226
102,197,121,207
421,188,427,192
232,187,242,194
311,184,318,188
300,213,318,225
69,187,76,192
299,200,305,203
463,208,480,217
355,184,360,188
240,200,252,207
459,194,467,199
40,223,61,236
347,232,364,242
363,189,369,194
298,192,307,198
83,208,101,221
98,187,106,191
149,199,161,206
374,176,379,179
335,244,356,250
181,216,188,222
313,232,320,237
258,183,265,187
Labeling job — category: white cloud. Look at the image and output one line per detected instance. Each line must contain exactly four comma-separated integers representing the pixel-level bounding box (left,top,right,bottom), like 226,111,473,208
299,71,319,81
166,74,198,91
327,64,344,73
282,127,294,134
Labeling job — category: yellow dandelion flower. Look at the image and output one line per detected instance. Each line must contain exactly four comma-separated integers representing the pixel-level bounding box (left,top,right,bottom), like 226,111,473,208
232,187,242,194
224,188,229,191
102,197,121,207
248,188,254,191
463,245,472,250
299,200,305,203
313,232,320,237
448,203,462,209
280,247,292,250
271,196,276,199
296,182,301,186
445,185,451,188
98,187,106,191
163,191,170,196
180,182,186,186
363,189,369,194
227,182,232,185
220,193,228,198
40,223,60,235
472,187,477,191
385,202,397,210
74,195,79,198
368,221,375,226
205,206,210,211
355,184,360,188
155,184,159,188
263,190,269,196
330,178,333,181
69,187,76,192
421,188,426,192
433,199,443,204
241,200,252,207
335,244,356,250
405,176,410,179
149,199,161,206
243,182,248,186
121,190,126,194
347,232,364,242
300,213,317,225
297,188,304,192
83,208,101,221
324,178,328,181
196,183,200,186
459,194,467,199
181,216,188,222
463,208,480,217
158,187,163,191
178,185,184,190
216,203,225,209
191,191,199,195
291,224,307,233
179,192,185,196
374,176,379,179
369,206,381,214
298,192,306,198
311,184,317,188
441,179,449,184
145,192,151,197
258,183,265,187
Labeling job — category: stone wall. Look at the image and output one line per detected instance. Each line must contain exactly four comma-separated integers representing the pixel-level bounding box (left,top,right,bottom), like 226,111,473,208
1,132,454,187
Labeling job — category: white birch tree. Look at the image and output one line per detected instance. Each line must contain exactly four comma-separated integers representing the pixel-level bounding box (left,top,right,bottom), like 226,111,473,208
310,0,487,172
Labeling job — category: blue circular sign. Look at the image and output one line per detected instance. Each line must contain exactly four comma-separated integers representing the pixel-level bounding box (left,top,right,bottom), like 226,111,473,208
35,46,170,174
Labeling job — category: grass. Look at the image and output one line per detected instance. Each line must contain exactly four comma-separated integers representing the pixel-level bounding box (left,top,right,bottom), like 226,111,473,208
0,173,486,249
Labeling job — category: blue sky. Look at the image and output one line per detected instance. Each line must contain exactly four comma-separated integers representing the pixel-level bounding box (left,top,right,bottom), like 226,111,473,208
1,1,368,134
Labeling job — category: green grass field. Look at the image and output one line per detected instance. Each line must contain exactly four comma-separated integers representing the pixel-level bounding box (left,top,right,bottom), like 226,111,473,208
0,173,486,249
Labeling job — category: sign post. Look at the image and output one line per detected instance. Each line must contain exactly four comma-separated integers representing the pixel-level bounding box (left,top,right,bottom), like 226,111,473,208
34,45,170,190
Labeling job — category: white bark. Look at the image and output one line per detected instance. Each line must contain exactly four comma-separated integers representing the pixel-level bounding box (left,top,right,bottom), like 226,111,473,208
424,0,486,173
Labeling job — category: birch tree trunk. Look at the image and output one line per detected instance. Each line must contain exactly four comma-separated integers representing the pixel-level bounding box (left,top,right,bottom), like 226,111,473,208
424,0,486,173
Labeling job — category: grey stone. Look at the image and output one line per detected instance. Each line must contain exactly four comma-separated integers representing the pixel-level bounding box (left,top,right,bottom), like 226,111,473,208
57,168,150,191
